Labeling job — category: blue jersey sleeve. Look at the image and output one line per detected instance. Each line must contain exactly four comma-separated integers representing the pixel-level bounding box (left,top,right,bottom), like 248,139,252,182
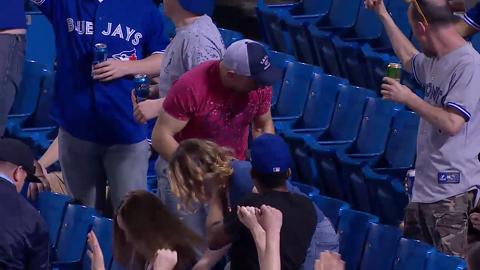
464,2,480,30
144,4,169,55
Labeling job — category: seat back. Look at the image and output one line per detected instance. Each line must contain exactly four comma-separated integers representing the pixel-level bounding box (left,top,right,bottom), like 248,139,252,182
299,74,347,130
299,0,331,15
10,61,48,115
362,44,392,90
338,209,379,270
327,0,362,28
274,62,320,118
472,33,480,53
354,98,399,154
312,195,351,229
384,110,420,168
268,50,296,106
379,0,411,47
83,217,114,270
327,86,376,141
360,223,402,270
37,192,71,248
26,13,56,69
424,250,467,270
392,238,433,270
219,28,244,47
291,181,320,198
266,10,293,53
352,3,385,39
55,204,96,263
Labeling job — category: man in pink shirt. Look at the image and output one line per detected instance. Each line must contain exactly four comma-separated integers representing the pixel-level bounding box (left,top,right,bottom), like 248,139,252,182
151,39,279,238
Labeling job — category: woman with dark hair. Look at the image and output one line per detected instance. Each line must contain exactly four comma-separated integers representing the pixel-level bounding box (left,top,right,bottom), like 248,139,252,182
87,190,202,270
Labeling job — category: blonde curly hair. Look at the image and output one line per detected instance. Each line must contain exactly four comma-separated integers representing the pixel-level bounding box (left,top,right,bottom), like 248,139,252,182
168,139,234,210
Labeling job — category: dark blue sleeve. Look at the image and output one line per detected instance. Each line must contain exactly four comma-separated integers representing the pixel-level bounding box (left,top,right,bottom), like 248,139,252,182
465,2,480,30
26,218,50,270
144,4,169,55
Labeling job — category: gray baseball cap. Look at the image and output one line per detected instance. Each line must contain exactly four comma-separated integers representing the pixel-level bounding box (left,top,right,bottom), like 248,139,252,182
223,39,282,86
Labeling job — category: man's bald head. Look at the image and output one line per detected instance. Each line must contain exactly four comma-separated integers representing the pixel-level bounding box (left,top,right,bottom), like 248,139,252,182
409,0,456,26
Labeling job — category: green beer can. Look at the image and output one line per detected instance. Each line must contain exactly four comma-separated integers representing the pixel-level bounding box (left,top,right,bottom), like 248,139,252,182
386,63,402,82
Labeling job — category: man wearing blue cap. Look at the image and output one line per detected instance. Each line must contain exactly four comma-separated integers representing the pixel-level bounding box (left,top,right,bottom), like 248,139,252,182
207,134,320,270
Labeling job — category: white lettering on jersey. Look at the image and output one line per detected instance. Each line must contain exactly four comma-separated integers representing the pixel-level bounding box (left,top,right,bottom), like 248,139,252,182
125,27,136,42
132,32,142,46
67,18,75,32
75,21,85,34
111,24,124,39
102,22,112,36
85,21,94,35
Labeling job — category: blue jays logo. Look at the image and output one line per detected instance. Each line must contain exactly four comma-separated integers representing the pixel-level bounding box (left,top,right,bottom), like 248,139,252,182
260,56,271,71
112,49,138,61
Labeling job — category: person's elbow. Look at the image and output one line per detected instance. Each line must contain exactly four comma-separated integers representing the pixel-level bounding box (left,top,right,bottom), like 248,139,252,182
444,115,466,136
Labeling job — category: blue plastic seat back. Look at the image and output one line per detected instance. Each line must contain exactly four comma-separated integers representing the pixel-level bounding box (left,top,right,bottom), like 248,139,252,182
383,110,419,168
268,51,296,106
30,70,56,127
327,86,376,141
424,250,467,270
37,192,72,248
285,18,319,65
291,0,331,15
325,0,362,28
10,61,48,115
362,44,392,90
312,195,351,229
274,62,319,117
360,223,402,270
338,209,379,270
83,217,114,270
291,181,320,198
266,10,294,54
55,204,96,263
26,13,56,69
354,97,399,154
351,4,385,39
392,238,434,270
379,0,411,48
219,28,244,47
472,33,480,53
299,74,347,129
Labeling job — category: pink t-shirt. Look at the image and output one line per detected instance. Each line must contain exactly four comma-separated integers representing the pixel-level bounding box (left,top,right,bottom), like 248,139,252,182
163,61,272,160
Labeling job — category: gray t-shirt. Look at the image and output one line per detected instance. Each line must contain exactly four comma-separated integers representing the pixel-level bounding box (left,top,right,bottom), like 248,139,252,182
411,43,480,203
157,15,225,97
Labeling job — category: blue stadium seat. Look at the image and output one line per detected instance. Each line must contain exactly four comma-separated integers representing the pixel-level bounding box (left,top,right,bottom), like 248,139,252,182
52,204,96,269
268,51,296,107
424,250,467,270
272,62,320,122
363,111,419,225
219,28,244,47
83,217,114,270
312,195,351,229
471,33,480,52
261,8,294,54
26,12,56,69
291,181,320,198
37,192,72,248
157,4,176,39
312,97,400,207
359,223,402,270
337,209,379,270
392,238,434,270
361,44,394,90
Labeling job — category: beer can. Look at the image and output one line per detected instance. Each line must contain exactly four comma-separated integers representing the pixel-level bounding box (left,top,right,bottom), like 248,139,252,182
134,74,150,102
386,63,402,82
93,43,108,64
405,169,415,199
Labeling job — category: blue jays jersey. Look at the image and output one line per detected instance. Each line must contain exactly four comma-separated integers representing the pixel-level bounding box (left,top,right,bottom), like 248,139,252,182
464,2,480,30
32,0,169,145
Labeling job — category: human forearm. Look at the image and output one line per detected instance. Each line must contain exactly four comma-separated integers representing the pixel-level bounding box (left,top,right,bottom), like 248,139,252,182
38,137,59,169
151,130,179,161
378,11,419,71
259,231,280,270
126,54,163,77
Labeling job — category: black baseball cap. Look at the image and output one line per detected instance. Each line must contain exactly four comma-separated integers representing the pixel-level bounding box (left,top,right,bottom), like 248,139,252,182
0,138,42,183
222,39,282,87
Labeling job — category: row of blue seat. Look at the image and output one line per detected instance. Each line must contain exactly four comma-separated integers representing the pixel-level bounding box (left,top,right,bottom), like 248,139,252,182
292,183,467,270
37,186,467,270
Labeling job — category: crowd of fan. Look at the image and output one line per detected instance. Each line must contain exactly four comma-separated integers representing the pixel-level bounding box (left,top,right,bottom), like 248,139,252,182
1,0,480,269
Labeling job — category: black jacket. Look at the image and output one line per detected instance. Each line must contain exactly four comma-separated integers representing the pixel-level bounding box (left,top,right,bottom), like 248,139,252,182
0,178,49,270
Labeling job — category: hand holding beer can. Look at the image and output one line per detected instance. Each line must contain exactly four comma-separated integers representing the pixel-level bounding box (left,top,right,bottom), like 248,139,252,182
93,43,108,65
134,74,150,102
386,63,402,82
